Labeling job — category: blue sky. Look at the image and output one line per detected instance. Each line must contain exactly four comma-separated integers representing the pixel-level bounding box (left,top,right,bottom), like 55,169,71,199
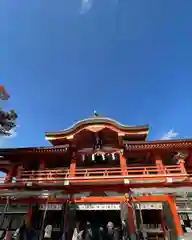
0,0,192,148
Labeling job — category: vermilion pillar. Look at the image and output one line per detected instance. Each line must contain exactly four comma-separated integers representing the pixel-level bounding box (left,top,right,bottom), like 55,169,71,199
120,152,136,239
25,206,32,229
122,194,136,240
119,150,127,175
167,196,184,240
128,197,136,240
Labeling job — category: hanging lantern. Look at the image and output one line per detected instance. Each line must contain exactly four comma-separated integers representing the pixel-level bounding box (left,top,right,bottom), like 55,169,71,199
102,154,105,161
92,154,95,161
112,153,115,161
82,154,85,161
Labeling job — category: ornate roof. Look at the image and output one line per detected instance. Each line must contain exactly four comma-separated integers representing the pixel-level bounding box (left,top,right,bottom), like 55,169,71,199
0,145,69,156
124,139,192,151
45,115,149,143
0,140,192,157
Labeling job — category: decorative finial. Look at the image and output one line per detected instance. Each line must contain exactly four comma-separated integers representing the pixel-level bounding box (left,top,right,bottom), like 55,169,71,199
93,110,99,117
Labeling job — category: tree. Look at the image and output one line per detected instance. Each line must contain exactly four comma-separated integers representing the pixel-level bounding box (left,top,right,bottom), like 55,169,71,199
0,85,17,136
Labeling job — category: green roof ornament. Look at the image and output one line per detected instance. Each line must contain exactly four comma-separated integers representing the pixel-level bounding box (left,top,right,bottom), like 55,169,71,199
93,110,99,117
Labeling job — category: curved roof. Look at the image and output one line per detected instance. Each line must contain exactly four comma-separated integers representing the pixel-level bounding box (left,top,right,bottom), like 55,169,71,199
45,116,149,140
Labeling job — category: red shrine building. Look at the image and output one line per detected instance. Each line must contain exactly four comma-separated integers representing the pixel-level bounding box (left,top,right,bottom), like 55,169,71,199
0,114,192,240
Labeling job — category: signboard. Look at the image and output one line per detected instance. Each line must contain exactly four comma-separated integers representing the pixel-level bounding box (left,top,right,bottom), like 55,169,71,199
39,203,162,211
77,204,120,211
76,203,163,211
39,204,62,211
135,203,162,210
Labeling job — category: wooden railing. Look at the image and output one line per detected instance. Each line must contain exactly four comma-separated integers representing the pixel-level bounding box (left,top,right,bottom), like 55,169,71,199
0,165,189,186
20,168,70,182
73,165,184,178
18,165,186,182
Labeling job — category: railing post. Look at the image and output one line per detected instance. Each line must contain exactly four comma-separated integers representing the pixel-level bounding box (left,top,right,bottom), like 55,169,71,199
39,159,45,170
154,154,165,174
174,152,187,174
37,159,45,182
119,150,127,176
69,152,76,177
16,165,23,181
177,159,186,174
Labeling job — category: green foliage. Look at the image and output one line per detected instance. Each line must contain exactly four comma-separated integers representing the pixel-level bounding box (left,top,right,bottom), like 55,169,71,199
0,86,17,136
0,108,17,136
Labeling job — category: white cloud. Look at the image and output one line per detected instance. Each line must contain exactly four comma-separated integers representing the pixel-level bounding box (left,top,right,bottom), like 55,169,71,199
161,129,179,140
0,128,17,147
2,128,17,139
80,0,93,14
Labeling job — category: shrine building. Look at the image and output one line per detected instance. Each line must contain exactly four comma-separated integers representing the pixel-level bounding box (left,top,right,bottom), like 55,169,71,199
0,114,192,240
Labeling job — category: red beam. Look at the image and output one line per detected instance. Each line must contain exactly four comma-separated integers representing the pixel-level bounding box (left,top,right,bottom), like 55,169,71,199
0,195,168,204
0,181,192,192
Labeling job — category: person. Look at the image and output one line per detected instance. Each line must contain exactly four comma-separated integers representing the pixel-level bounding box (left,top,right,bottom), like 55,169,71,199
44,225,52,239
72,222,84,240
0,218,13,240
98,226,105,240
84,222,93,240
12,222,35,240
12,228,20,239
122,220,131,240
1,227,10,240
113,227,120,240
106,222,114,240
